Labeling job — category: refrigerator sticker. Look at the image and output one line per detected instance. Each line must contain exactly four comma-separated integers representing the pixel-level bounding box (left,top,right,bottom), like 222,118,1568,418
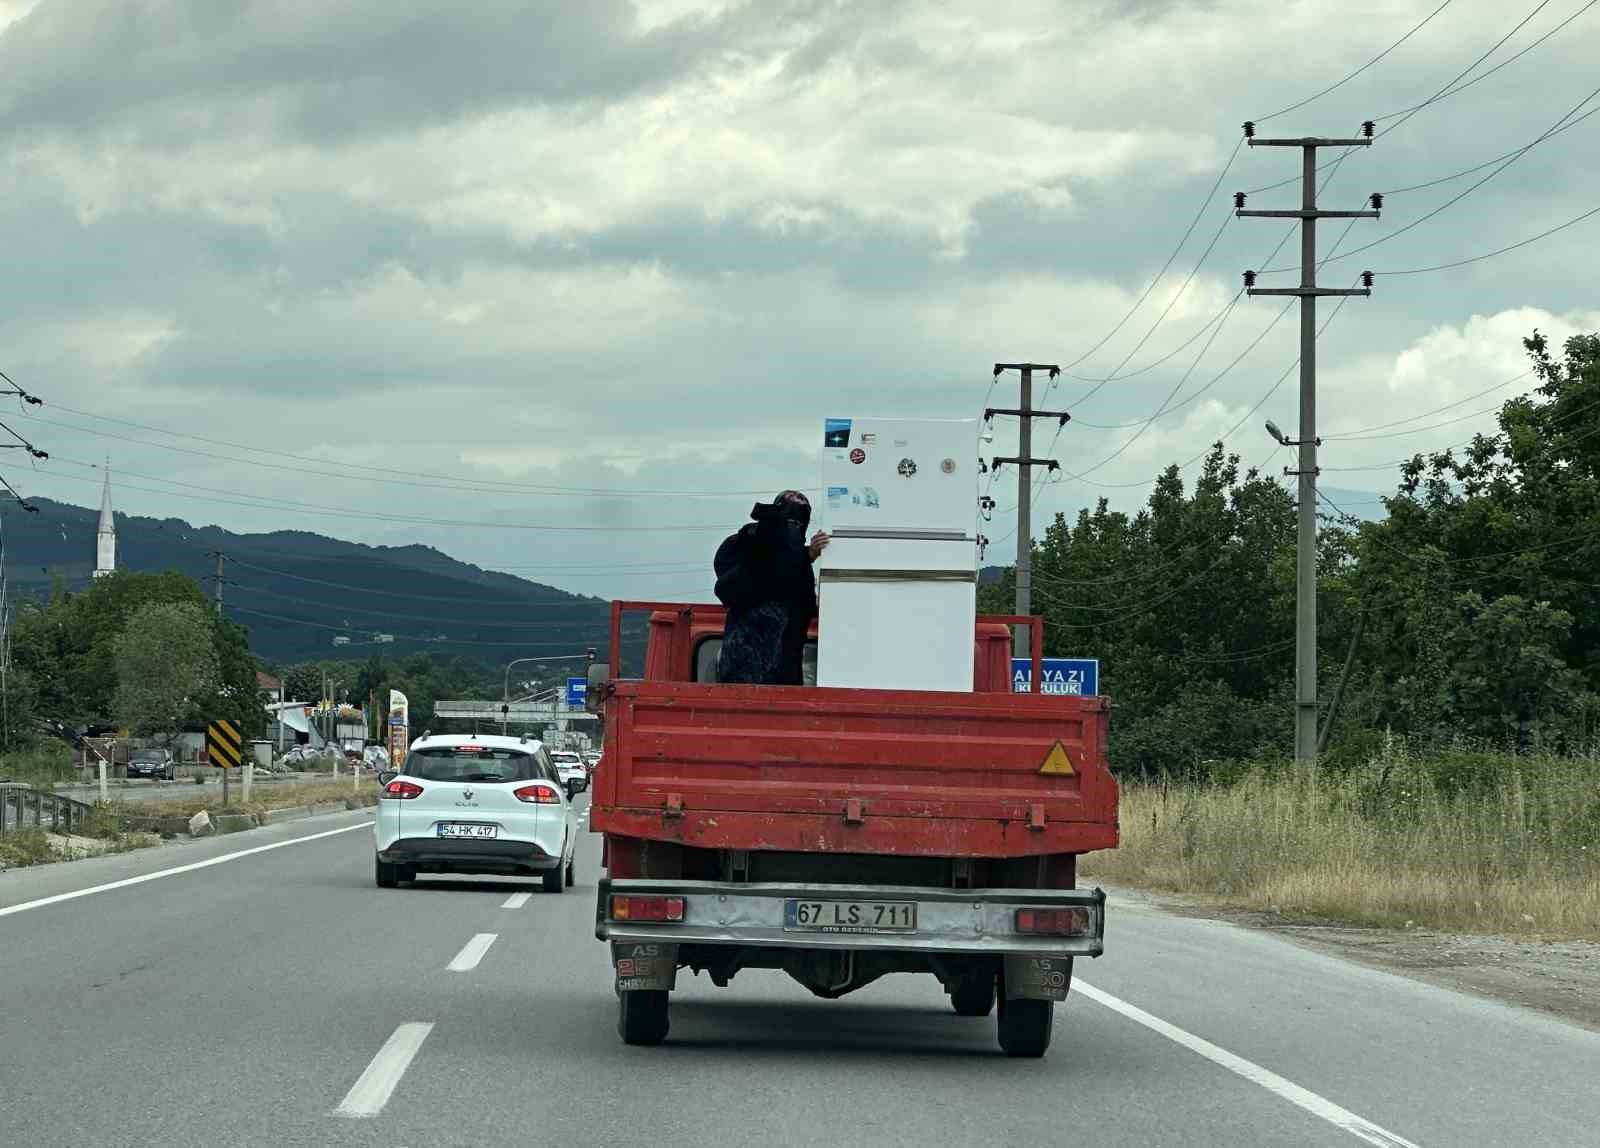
897,458,918,478
824,418,852,448
860,433,878,445
862,487,880,508
941,458,958,474
849,448,867,465
827,486,849,508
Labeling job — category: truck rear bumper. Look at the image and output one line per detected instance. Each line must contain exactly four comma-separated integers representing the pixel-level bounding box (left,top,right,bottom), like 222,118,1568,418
595,877,1105,958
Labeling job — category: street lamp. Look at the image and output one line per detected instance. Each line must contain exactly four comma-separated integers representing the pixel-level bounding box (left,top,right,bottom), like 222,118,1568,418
501,653,595,734
1265,419,1288,445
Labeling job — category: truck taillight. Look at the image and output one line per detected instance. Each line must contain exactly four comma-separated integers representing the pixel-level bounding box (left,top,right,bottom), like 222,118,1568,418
381,780,424,800
1014,907,1093,936
610,895,685,923
513,784,562,804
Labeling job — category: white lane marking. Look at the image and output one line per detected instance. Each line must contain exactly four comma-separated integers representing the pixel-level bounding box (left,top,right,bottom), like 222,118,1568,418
501,892,531,909
1075,981,1421,1148
0,822,371,920
333,1022,433,1119
447,932,498,972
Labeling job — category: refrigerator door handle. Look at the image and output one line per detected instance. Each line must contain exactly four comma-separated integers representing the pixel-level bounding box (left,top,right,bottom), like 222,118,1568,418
819,569,978,584
828,527,974,542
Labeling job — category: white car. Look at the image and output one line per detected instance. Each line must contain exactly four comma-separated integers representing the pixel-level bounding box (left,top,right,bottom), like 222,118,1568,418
374,733,578,893
550,750,588,797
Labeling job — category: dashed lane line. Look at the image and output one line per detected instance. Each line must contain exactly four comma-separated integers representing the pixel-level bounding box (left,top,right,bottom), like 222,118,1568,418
333,1022,434,1119
501,892,532,909
446,932,499,972
1075,981,1421,1148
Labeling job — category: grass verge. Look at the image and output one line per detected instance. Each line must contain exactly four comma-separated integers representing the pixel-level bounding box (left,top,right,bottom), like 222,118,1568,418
1081,739,1600,941
0,746,79,787
107,779,380,821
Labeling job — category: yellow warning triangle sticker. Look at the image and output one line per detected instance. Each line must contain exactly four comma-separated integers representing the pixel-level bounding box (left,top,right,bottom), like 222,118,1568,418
1039,741,1076,776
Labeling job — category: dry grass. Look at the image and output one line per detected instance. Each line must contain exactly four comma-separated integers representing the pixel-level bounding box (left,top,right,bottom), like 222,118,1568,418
110,779,380,820
1081,738,1600,941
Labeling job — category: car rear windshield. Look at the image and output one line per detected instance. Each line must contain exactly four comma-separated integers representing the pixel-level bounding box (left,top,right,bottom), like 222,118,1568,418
405,747,540,783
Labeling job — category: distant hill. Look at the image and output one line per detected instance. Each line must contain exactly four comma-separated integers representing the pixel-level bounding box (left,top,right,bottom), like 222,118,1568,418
1,498,612,664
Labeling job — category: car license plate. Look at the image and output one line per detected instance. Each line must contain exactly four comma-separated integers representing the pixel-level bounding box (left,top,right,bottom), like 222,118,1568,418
437,823,498,839
784,899,917,934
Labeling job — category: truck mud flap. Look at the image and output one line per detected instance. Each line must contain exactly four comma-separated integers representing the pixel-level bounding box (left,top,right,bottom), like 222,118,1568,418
613,941,678,992
1004,955,1072,1002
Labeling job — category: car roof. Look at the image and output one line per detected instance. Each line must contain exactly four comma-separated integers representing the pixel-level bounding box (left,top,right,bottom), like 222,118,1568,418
408,733,545,753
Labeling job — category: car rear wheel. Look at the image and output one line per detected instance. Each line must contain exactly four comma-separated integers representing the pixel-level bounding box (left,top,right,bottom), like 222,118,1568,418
542,861,565,894
996,992,1054,1058
951,974,997,1017
618,990,670,1045
375,857,400,889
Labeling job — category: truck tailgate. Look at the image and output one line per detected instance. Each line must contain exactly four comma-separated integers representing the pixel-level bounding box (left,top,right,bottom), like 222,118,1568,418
591,680,1118,857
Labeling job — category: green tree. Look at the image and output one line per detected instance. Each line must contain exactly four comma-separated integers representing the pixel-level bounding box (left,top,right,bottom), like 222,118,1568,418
112,602,220,743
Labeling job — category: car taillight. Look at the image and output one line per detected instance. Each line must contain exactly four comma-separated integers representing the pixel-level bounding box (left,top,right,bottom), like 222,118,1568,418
610,895,685,923
381,780,424,800
1014,907,1093,936
513,784,562,804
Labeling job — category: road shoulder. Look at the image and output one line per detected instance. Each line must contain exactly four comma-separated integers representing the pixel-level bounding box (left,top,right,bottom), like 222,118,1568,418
1105,883,1600,1032
0,807,375,913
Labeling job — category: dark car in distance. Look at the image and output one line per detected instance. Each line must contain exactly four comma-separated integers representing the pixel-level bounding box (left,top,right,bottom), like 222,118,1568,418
127,748,176,781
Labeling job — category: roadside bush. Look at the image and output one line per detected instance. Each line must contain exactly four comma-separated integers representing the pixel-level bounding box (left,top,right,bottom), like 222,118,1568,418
0,746,78,787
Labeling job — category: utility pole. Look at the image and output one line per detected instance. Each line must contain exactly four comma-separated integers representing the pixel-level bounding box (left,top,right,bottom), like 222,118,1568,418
1235,120,1379,766
206,550,227,615
988,363,1068,659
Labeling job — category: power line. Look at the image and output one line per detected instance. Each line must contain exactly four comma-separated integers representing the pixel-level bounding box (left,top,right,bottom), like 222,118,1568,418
222,604,610,649
1256,77,1600,276
1059,290,1248,481
1375,201,1600,275
27,410,778,502
1250,0,1457,123
1371,0,1595,124
1322,369,1535,439
1059,138,1245,375
35,458,734,533
226,557,618,606
1382,103,1600,195
229,581,697,629
1244,0,1573,196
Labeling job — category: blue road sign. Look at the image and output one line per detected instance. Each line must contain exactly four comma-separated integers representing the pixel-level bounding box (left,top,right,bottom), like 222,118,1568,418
1012,657,1100,697
565,677,588,708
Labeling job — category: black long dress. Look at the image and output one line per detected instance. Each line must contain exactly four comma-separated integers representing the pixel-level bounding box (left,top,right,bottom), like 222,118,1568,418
713,515,817,685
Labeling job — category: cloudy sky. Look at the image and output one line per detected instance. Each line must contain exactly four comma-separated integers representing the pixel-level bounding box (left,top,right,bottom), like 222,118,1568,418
1,0,1596,604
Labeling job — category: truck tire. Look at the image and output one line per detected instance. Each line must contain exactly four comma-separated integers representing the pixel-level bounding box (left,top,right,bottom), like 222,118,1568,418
618,990,670,1045
375,857,399,889
542,862,566,894
997,994,1054,1058
951,975,996,1017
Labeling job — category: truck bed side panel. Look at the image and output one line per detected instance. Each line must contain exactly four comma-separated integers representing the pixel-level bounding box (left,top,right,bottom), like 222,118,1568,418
593,680,1118,858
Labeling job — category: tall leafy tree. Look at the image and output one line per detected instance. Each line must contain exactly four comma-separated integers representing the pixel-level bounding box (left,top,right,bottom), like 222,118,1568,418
113,602,220,743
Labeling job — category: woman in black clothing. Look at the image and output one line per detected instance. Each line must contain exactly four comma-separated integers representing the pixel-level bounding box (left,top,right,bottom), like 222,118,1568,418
713,490,829,685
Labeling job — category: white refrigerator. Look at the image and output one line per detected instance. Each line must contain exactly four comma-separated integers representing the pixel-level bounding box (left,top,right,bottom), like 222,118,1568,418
815,417,980,692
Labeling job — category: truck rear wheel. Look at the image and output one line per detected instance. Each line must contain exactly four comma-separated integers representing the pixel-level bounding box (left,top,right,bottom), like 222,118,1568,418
951,975,996,1017
997,994,1053,1058
618,990,670,1045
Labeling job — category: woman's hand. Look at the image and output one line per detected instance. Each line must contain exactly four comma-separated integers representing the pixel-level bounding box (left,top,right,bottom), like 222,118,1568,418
808,531,831,560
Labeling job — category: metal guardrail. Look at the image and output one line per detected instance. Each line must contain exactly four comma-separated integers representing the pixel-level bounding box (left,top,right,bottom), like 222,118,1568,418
0,784,96,837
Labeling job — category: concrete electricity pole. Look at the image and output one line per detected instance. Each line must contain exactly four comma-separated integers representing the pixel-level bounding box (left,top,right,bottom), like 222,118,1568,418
206,550,227,615
988,363,1068,657
1235,121,1379,766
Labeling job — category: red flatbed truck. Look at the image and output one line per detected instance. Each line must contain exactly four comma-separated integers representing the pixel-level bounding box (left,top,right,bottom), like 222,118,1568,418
589,601,1119,1056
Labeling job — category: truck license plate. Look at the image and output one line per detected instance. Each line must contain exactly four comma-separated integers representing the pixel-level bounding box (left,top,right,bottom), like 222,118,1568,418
437,823,498,839
784,899,917,934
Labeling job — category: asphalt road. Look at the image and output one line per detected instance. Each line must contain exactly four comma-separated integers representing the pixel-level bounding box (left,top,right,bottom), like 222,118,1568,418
2,803,1597,1147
